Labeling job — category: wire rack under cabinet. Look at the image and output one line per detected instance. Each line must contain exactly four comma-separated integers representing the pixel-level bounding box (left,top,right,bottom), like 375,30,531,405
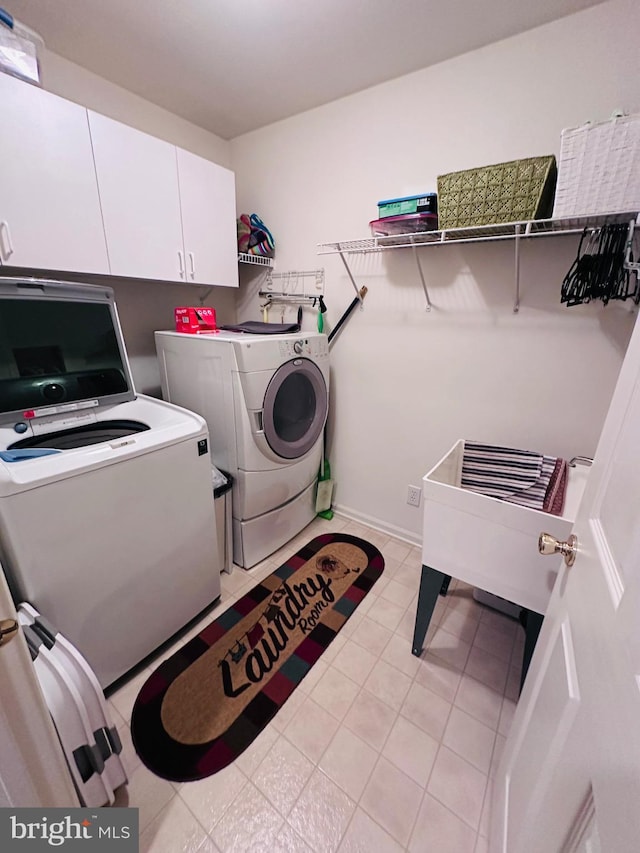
238,252,273,267
258,269,325,308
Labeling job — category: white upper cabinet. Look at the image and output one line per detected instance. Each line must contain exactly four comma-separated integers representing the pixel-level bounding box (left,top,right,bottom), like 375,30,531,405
88,111,185,282
176,148,238,287
0,76,238,286
0,74,109,273
88,112,238,287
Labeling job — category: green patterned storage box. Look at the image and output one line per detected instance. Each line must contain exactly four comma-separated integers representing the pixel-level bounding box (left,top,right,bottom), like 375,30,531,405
437,156,557,229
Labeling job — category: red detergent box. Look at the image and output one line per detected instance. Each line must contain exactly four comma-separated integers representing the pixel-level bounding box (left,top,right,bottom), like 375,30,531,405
174,306,218,334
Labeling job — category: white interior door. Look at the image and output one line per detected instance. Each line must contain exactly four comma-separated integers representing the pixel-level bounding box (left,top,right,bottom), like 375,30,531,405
492,307,640,853
0,568,78,807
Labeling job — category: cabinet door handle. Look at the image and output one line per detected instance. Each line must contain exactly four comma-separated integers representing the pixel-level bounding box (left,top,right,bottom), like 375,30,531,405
188,251,195,281
177,250,185,279
0,221,14,261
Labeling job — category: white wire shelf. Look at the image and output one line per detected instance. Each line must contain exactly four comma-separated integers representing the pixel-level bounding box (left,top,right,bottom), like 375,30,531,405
317,211,639,313
318,211,639,254
238,252,273,267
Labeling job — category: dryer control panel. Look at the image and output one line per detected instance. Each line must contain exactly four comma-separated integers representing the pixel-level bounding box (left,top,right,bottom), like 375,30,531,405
278,337,329,360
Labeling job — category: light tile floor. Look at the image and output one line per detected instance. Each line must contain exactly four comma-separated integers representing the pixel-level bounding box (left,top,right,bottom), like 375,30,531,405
108,514,524,852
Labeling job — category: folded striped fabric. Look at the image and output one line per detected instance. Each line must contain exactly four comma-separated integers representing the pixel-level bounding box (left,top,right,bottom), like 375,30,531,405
461,441,567,515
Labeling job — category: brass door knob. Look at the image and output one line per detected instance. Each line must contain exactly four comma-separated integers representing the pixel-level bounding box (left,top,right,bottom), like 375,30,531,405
538,532,578,567
0,618,19,647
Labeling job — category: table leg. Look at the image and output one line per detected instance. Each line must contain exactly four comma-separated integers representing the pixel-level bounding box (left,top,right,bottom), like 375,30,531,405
439,575,452,596
412,565,449,656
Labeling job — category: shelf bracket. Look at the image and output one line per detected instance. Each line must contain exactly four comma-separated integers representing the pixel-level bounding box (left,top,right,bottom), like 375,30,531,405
513,223,522,313
410,238,432,311
624,217,640,275
337,244,364,302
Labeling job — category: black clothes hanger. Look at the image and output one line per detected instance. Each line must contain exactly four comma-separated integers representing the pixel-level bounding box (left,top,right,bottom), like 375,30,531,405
561,223,637,307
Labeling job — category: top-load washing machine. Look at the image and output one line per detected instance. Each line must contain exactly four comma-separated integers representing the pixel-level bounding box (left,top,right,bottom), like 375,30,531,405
0,279,221,688
155,330,330,568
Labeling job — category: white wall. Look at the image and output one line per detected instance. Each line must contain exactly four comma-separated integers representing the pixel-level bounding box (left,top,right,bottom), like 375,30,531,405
40,50,231,167
32,49,238,395
109,279,236,396
230,0,640,543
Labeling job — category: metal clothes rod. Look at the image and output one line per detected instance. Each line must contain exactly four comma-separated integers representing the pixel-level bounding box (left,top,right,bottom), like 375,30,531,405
258,292,320,303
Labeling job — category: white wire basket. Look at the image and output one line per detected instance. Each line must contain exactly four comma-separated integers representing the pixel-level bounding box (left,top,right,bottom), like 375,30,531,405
552,113,640,218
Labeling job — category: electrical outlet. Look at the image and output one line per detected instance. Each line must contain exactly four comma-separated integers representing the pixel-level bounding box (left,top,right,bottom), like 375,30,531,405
407,485,421,507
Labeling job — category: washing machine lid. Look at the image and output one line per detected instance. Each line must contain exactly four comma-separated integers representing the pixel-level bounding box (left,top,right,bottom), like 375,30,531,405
8,419,150,450
0,279,135,427
0,395,209,496
262,357,328,459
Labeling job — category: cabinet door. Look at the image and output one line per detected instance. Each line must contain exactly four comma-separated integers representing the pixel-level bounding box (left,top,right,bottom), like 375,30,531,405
177,148,239,287
88,111,184,282
0,74,108,273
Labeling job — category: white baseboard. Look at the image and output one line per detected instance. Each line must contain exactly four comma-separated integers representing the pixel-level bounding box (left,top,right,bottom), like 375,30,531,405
332,503,421,548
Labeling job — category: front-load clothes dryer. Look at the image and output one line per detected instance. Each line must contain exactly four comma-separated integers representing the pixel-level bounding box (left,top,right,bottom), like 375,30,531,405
0,279,221,688
155,330,330,569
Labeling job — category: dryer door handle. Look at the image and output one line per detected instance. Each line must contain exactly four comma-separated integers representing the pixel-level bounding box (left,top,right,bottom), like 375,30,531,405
254,411,264,433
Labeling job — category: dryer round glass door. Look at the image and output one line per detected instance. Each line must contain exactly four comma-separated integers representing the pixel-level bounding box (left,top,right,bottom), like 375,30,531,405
262,358,328,459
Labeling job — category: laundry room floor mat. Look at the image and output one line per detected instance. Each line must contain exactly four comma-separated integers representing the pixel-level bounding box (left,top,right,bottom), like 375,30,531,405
131,533,384,781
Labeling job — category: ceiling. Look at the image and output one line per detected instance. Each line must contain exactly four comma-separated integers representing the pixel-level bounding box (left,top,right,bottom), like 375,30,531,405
6,0,606,140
